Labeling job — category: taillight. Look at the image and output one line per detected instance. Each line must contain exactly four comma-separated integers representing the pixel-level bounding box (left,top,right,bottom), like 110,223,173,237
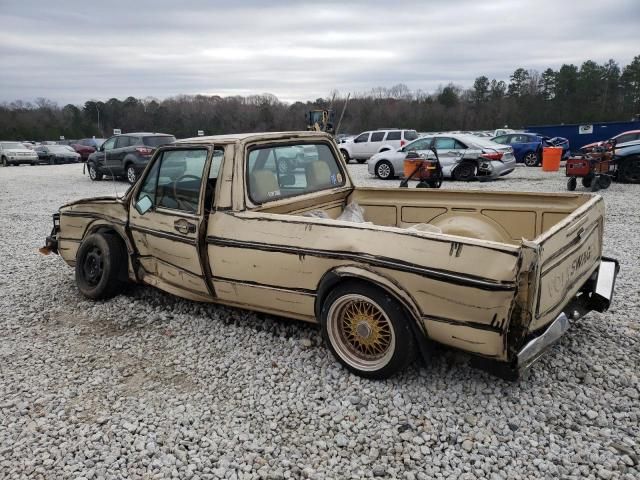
400,140,406,147
136,147,153,156
481,151,503,161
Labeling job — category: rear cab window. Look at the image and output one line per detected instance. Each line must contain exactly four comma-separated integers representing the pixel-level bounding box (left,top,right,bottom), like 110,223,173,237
246,142,346,205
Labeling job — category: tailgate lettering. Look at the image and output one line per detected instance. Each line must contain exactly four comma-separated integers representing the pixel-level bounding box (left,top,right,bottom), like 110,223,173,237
546,246,591,298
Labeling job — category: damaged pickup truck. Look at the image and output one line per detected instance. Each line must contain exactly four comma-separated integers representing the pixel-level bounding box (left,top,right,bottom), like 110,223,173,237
42,131,619,379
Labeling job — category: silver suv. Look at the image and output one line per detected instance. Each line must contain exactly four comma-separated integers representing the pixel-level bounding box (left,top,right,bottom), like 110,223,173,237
338,129,418,163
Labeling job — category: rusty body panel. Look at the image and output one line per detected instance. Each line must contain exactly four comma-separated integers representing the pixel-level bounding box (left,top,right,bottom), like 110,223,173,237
46,131,618,378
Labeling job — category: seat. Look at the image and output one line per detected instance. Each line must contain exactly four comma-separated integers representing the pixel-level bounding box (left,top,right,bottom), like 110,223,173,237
250,169,280,203
305,161,332,189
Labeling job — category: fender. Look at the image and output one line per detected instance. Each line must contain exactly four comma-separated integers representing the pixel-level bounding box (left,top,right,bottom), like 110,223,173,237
315,265,433,362
84,220,139,282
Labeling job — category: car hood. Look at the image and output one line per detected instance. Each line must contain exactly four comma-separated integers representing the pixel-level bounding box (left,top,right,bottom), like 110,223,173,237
4,148,36,154
59,196,130,224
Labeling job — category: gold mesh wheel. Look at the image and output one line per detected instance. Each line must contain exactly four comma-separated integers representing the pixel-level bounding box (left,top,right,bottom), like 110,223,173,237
327,294,396,372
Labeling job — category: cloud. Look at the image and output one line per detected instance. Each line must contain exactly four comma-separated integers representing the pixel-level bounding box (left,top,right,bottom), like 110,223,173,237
0,0,638,105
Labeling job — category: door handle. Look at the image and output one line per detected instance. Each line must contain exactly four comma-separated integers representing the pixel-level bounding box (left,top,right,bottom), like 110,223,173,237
174,219,196,235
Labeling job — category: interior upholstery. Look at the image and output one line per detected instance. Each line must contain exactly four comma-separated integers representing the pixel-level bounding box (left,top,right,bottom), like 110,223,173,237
305,161,332,189
250,170,280,203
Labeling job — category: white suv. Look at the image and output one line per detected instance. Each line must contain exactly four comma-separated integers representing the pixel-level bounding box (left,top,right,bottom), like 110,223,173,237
339,129,419,163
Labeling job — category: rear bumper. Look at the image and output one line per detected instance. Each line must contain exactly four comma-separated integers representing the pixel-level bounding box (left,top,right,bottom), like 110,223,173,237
40,213,60,255
516,257,619,371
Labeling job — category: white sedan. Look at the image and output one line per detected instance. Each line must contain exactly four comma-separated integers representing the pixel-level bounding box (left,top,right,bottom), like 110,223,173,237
367,134,516,181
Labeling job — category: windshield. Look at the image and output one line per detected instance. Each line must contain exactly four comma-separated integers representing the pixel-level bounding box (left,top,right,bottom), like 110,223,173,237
143,136,176,147
247,142,346,204
1,142,26,149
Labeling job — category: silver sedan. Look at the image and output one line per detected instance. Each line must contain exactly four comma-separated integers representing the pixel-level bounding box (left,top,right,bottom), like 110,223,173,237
367,134,516,181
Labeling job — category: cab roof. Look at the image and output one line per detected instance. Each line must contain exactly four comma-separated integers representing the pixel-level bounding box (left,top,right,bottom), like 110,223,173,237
175,131,332,145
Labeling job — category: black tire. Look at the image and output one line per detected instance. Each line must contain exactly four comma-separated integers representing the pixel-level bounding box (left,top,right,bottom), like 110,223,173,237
374,160,394,180
598,174,612,189
88,163,103,181
523,151,538,167
416,181,429,188
591,177,601,192
617,157,640,184
125,164,138,184
75,233,127,300
567,177,577,191
340,149,350,163
49,156,56,165
320,280,417,379
2,156,8,167
581,175,593,188
453,162,476,181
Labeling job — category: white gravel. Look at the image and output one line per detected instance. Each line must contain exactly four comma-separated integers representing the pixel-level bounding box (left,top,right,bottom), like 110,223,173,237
0,163,638,479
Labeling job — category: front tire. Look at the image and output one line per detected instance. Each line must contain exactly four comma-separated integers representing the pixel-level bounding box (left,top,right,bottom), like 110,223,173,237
88,163,103,181
125,164,138,184
618,157,640,184
321,281,417,379
340,149,350,163
1,156,8,167
75,233,127,300
374,160,394,180
567,177,577,191
523,152,538,167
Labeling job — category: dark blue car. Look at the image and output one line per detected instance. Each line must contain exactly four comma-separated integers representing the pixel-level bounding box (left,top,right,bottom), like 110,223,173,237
491,132,570,167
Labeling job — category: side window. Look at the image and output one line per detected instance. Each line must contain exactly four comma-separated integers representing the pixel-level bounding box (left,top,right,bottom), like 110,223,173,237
492,135,508,144
617,134,632,144
115,136,131,148
137,149,207,214
434,137,456,150
370,132,385,142
209,150,224,179
405,138,431,151
403,130,419,141
354,133,370,143
386,131,401,141
453,140,467,150
102,137,116,150
247,143,345,204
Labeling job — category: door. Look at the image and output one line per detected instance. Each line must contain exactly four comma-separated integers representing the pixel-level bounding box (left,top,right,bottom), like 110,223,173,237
351,132,370,159
129,147,213,300
433,137,465,168
366,131,386,156
107,135,131,174
97,136,117,173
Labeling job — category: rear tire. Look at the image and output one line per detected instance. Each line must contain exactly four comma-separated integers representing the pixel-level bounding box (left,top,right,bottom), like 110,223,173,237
591,177,601,192
582,175,593,188
617,157,640,184
320,281,417,379
523,151,538,167
453,162,476,181
75,233,127,300
88,163,103,181
125,164,138,184
598,175,612,189
374,160,394,180
340,149,350,163
567,177,577,191
2,156,8,167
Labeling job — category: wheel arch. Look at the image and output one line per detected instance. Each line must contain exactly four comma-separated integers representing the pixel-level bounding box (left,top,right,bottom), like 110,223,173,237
315,265,432,360
83,221,136,281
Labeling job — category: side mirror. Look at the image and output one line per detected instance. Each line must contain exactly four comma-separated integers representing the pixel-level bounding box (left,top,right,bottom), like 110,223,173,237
134,195,153,215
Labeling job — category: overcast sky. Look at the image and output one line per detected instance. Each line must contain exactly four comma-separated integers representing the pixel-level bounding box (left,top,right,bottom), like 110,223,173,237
1,0,638,105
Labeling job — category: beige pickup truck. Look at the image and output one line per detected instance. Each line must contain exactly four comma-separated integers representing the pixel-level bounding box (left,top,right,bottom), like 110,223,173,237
42,131,618,379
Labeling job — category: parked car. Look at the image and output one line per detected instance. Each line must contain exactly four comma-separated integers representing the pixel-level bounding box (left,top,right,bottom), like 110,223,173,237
368,134,516,181
491,133,570,166
339,129,419,163
612,140,640,183
86,132,176,184
34,145,81,164
42,131,618,380
0,141,39,166
580,130,640,153
71,138,105,161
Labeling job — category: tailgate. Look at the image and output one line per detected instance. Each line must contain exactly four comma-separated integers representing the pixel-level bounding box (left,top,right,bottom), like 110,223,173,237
527,195,604,331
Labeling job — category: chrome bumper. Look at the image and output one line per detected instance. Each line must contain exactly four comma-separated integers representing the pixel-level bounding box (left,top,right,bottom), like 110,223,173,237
517,258,619,371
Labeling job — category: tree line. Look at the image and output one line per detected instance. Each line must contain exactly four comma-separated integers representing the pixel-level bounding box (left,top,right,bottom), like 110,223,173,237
1,55,639,141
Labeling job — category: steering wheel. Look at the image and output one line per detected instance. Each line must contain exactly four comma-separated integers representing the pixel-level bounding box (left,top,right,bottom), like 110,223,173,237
172,174,201,212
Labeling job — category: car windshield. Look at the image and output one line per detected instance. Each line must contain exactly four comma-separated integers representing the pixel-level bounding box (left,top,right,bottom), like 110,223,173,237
1,142,26,149
48,145,74,153
143,136,176,147
247,142,345,204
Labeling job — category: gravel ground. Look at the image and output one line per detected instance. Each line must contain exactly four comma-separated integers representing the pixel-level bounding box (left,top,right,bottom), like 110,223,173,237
0,163,638,480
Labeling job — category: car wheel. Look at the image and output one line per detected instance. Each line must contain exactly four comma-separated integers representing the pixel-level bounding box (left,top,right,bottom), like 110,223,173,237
453,162,476,181
1,156,8,167
523,152,538,167
591,177,601,192
321,281,416,379
49,156,56,165
88,163,103,181
567,177,577,191
126,165,138,184
618,157,640,184
375,160,394,180
75,233,127,300
581,175,593,188
340,149,350,163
